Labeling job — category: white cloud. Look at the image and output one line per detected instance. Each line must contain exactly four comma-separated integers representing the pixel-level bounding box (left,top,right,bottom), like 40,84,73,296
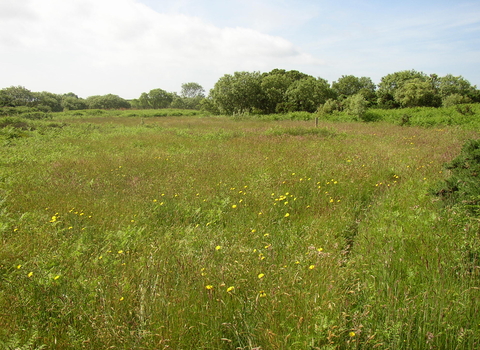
0,0,323,98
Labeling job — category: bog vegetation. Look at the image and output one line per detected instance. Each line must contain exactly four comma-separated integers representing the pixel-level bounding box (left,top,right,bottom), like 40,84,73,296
0,68,479,349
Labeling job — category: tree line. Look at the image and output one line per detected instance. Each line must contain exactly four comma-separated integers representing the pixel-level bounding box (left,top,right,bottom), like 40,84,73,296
203,69,479,115
0,82,205,112
1,69,478,114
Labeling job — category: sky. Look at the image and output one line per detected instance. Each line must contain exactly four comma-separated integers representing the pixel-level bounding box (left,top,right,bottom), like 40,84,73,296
1,0,479,99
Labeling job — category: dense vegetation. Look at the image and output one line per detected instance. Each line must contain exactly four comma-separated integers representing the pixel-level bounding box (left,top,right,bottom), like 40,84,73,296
0,107,479,349
1,69,478,116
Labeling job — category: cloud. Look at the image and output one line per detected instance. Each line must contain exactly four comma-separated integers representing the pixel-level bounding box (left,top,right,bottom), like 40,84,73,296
0,0,323,98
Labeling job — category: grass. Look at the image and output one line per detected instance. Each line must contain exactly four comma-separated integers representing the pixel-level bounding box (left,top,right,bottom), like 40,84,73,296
0,110,479,349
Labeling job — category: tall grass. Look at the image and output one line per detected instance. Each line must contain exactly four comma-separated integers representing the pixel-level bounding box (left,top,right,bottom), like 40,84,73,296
0,114,478,349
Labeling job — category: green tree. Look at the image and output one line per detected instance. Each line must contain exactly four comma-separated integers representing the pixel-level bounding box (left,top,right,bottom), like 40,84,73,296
147,89,174,109
85,94,131,109
61,93,88,110
332,75,376,101
284,77,336,112
0,86,36,107
442,93,472,107
394,78,440,107
377,70,429,108
260,73,293,113
438,74,476,100
133,89,173,109
178,83,205,109
209,71,265,114
181,82,205,99
33,91,63,112
343,93,369,119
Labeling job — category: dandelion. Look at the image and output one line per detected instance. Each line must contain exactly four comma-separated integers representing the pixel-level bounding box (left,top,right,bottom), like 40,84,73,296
259,291,267,297
309,265,315,270
215,245,222,251
54,275,60,280
232,204,237,209
284,213,290,218
49,215,57,223
118,250,124,254
226,286,235,293
27,272,33,278
119,297,124,301
258,273,265,279
349,331,356,337
205,285,214,290
16,264,22,269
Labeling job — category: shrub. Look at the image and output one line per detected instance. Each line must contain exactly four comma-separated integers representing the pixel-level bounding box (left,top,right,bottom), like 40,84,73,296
442,94,472,107
434,139,480,213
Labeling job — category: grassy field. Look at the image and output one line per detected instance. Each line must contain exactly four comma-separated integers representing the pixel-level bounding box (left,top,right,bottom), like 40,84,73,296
0,110,479,349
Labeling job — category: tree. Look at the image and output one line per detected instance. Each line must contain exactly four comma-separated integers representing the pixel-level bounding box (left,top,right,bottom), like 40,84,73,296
85,94,131,109
33,91,63,112
260,73,294,113
343,94,368,119
0,86,36,107
438,74,476,100
394,78,440,107
332,75,376,99
61,94,88,110
178,83,205,109
133,89,174,109
181,82,205,99
209,71,265,114
377,70,429,108
284,77,336,113
147,89,174,109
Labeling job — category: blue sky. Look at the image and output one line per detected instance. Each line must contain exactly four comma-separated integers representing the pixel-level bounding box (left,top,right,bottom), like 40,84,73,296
1,0,479,98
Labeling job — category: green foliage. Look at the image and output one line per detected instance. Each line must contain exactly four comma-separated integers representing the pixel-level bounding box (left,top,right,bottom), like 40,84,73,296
180,82,205,99
61,93,88,111
435,139,480,212
343,93,369,120
85,94,131,109
394,78,441,108
332,75,376,102
318,98,343,116
0,86,36,107
442,93,472,107
285,77,336,113
209,71,265,114
131,88,174,109
438,74,476,99
377,70,429,108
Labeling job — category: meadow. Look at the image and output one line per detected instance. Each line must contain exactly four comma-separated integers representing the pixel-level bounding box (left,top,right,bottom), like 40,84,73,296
0,108,479,349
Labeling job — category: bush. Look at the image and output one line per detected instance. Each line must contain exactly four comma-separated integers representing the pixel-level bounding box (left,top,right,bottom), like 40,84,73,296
442,94,472,107
434,139,480,213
